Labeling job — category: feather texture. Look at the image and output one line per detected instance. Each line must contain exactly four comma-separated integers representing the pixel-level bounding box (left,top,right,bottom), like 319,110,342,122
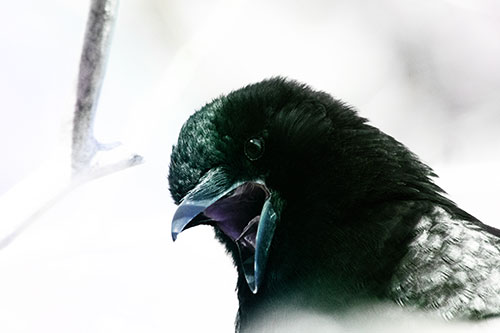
389,206,500,319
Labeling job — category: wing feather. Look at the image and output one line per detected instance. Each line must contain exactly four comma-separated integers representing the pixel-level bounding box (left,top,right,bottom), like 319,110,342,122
389,206,500,319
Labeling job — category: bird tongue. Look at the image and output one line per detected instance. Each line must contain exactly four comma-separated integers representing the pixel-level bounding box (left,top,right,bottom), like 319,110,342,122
202,183,269,252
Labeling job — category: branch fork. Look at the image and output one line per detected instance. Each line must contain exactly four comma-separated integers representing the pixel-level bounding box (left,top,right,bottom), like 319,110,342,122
0,0,142,250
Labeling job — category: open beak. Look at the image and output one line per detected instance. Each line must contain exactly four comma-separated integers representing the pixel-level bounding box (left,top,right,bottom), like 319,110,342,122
171,168,277,294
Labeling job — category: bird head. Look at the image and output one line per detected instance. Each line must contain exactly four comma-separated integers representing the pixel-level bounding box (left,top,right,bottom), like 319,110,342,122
168,77,447,300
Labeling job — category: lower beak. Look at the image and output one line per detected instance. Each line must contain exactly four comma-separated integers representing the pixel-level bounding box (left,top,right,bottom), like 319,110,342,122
171,168,277,293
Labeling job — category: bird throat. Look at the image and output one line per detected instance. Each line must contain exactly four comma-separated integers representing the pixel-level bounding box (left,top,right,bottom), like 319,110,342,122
198,183,269,253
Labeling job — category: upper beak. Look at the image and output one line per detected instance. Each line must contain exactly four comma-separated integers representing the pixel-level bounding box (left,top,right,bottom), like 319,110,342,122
171,168,277,293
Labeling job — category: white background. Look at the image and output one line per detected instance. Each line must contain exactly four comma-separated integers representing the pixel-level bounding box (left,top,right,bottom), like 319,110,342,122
1,0,499,332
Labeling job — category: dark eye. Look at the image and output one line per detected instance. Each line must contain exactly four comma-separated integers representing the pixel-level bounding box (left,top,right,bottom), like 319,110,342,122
244,137,265,161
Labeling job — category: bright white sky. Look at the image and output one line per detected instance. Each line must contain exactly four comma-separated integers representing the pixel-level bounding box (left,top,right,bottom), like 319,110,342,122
0,0,500,332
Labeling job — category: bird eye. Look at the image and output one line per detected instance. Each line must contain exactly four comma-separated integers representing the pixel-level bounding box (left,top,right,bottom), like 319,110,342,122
244,137,265,161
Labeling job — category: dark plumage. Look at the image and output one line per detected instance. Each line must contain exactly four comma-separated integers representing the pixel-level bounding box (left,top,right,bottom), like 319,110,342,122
168,77,500,332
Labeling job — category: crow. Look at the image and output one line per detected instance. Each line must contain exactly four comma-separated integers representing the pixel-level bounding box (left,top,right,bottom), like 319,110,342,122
168,77,500,332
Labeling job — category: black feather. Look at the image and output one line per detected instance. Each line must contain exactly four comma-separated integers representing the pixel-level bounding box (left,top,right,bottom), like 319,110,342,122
168,77,500,331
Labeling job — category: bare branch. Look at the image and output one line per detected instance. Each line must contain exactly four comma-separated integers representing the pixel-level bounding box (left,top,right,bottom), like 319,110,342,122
0,0,143,250
72,0,119,172
71,0,118,172
72,0,143,178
